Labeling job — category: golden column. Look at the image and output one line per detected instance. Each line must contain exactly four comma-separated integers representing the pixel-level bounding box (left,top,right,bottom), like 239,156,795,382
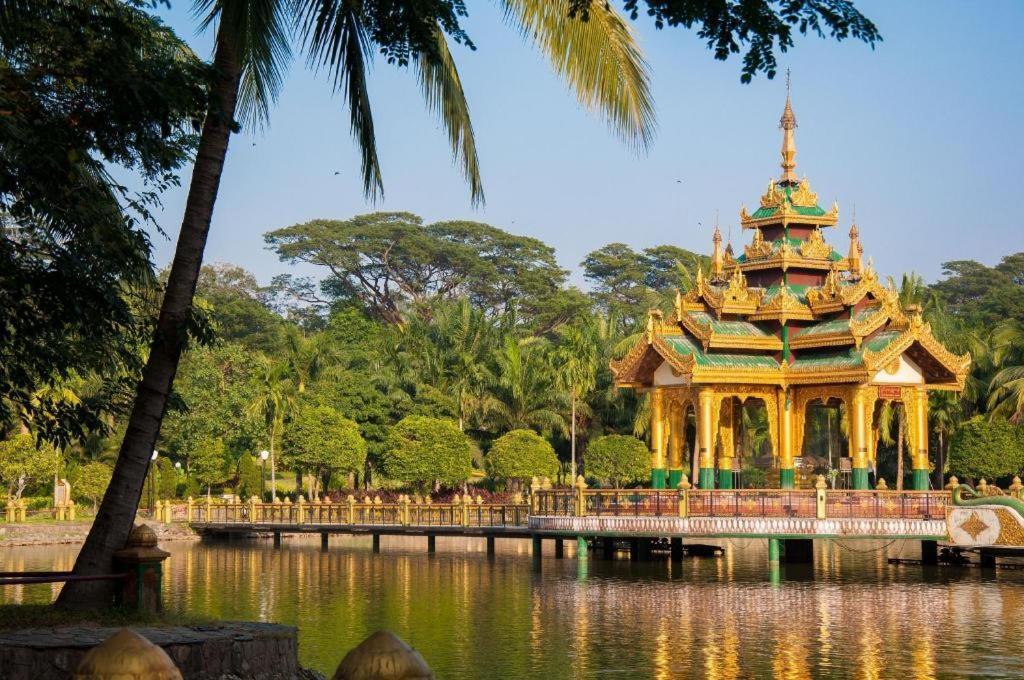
718,398,736,489
697,389,717,489
778,388,795,488
850,387,870,489
650,388,667,489
910,386,930,490
667,400,685,488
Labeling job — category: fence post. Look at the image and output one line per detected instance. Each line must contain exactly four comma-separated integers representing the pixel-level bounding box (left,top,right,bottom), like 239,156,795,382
530,477,541,515
296,495,306,524
346,495,355,525
55,501,65,522
575,475,588,517
204,496,212,523
186,497,194,523
400,495,410,526
5,500,14,523
248,496,259,524
462,494,471,527
17,499,26,523
68,500,76,522
815,475,827,519
677,474,691,518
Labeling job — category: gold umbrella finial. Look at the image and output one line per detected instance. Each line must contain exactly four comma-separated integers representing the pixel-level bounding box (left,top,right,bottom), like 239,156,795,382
332,631,434,680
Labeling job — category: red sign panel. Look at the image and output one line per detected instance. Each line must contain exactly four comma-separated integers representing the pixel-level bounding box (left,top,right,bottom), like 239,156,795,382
877,386,903,401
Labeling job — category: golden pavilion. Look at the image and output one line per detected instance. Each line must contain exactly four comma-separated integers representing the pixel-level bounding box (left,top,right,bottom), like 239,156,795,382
611,92,971,491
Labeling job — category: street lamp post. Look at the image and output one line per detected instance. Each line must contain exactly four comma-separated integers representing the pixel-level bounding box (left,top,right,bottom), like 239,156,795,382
259,450,269,502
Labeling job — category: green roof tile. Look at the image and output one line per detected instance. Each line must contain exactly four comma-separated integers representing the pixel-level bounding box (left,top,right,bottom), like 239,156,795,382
687,311,772,337
661,336,779,370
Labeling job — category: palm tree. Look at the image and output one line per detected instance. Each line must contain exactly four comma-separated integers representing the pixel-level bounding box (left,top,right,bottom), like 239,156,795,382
60,0,653,607
488,337,567,436
987,320,1024,423
552,322,599,480
877,401,908,490
246,359,296,500
929,390,961,488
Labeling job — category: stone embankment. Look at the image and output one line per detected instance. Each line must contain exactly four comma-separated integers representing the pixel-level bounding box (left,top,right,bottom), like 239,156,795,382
0,622,323,680
0,520,197,547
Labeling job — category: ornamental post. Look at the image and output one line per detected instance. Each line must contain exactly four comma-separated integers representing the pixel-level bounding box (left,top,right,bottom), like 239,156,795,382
296,495,306,524
113,524,170,613
575,475,588,517
186,496,194,523
650,387,667,488
17,499,26,523
249,496,259,524
530,477,541,514
346,494,356,525
851,387,870,490
677,474,691,518
5,500,15,523
815,475,827,519
910,386,930,490
697,389,717,489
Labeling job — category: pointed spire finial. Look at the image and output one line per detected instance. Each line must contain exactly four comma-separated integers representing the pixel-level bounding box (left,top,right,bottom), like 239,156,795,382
711,218,724,281
779,71,798,184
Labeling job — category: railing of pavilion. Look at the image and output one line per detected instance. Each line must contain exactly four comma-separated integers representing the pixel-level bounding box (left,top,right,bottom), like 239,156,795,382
533,486,951,521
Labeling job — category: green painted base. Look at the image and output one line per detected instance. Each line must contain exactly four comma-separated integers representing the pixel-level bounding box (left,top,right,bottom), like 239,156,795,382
780,468,795,489
852,468,869,490
650,468,667,489
668,468,683,489
699,467,715,489
577,536,589,559
912,469,929,490
718,468,733,489
768,538,781,563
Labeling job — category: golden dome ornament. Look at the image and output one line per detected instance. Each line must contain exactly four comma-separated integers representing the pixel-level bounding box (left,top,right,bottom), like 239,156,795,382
332,630,434,680
73,628,182,680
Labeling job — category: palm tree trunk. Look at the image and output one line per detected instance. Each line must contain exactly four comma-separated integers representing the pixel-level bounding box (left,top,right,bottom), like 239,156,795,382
57,28,241,609
570,389,577,481
896,408,905,491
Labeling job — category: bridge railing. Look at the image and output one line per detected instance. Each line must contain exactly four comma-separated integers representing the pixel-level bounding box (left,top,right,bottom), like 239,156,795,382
188,496,531,528
824,490,949,521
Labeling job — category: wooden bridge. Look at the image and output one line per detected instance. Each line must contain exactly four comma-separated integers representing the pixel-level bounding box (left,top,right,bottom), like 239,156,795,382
187,484,1024,566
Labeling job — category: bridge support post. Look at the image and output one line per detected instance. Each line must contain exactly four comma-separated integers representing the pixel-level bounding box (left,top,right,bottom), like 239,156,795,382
273,532,281,549
321,533,328,552
427,534,436,554
638,538,653,561
372,534,380,553
555,539,564,559
670,537,684,561
577,536,588,560
602,538,616,559
486,535,495,556
532,535,543,571
768,538,781,564
980,550,996,569
629,538,640,561
921,540,938,565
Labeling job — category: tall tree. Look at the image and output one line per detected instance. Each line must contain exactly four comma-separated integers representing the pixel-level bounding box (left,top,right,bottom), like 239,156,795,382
552,322,599,479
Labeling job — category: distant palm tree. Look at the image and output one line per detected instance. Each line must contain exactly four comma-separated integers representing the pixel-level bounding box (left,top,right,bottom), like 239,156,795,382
929,390,961,487
62,0,654,607
987,320,1024,423
489,337,567,436
246,359,296,501
553,322,599,479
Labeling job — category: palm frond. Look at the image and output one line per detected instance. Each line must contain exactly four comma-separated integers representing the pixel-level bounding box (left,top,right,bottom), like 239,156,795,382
500,0,655,150
296,0,383,199
414,26,484,205
197,0,294,129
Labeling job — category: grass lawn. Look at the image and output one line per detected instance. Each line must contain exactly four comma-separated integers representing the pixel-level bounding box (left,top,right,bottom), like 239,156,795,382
0,604,211,631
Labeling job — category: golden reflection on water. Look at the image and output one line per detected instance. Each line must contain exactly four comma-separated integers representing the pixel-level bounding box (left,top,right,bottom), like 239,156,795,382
4,537,1024,678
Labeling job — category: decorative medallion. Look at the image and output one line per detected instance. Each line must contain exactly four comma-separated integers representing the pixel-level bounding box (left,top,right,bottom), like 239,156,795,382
959,512,990,541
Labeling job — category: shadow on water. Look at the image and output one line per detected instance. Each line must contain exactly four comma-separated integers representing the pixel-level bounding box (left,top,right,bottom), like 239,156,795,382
4,536,1024,678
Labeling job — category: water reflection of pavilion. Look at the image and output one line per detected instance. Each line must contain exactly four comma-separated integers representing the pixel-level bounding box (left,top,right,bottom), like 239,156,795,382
611,90,970,491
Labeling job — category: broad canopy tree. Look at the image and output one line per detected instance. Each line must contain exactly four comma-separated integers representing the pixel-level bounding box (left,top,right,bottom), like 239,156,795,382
266,213,568,324
282,403,366,497
382,416,473,491
485,429,559,486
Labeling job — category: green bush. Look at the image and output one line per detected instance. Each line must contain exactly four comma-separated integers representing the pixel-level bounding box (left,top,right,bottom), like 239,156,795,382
949,416,1024,482
485,430,559,484
283,403,366,497
586,435,649,487
381,416,472,490
71,461,112,509
0,434,56,499
236,453,262,500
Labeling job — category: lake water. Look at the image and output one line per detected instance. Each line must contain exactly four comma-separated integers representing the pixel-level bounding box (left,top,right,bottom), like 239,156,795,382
4,536,1024,678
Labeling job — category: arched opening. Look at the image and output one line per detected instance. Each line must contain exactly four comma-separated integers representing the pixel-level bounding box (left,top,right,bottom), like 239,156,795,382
800,398,848,488
735,397,773,488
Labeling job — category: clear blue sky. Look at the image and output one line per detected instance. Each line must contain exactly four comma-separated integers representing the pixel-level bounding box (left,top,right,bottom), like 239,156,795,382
146,0,1023,288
